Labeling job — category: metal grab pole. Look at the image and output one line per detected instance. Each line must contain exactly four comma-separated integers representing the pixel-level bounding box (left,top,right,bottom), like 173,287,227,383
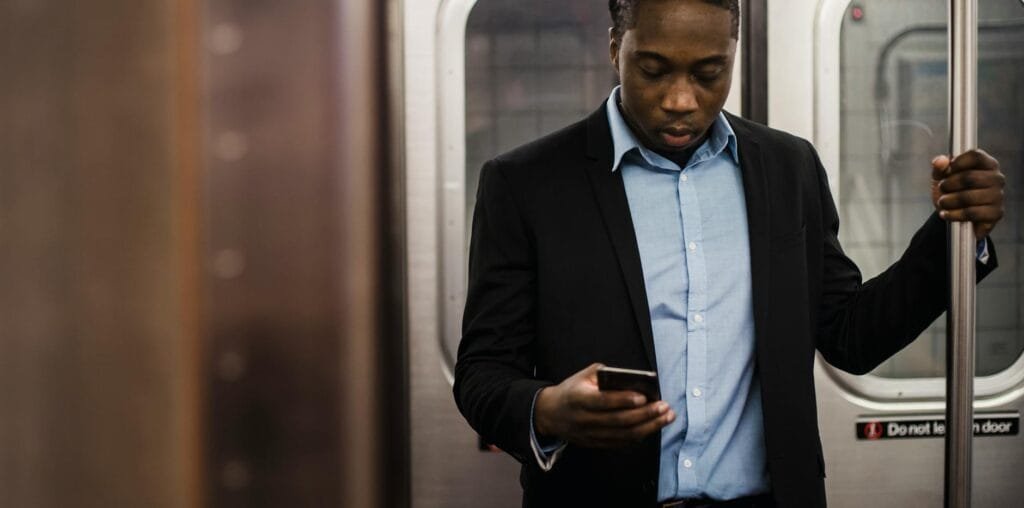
945,0,978,507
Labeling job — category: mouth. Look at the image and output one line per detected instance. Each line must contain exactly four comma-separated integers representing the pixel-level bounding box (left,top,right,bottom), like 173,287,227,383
659,127,695,148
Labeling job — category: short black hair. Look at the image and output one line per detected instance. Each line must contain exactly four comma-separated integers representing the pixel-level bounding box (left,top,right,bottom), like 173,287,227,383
609,0,740,40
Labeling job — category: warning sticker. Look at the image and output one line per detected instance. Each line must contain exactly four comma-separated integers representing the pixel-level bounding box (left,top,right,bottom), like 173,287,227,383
855,413,1019,440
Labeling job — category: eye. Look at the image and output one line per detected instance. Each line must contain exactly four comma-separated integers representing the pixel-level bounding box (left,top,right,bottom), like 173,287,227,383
638,66,665,79
694,67,724,84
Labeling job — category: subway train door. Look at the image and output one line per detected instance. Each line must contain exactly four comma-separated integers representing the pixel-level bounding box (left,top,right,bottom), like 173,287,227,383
404,0,745,506
767,1,1024,506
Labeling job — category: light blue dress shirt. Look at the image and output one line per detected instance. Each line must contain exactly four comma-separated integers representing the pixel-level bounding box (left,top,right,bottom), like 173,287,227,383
609,88,770,501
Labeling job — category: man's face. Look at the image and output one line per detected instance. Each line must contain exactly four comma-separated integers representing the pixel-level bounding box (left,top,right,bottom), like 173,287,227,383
610,0,736,153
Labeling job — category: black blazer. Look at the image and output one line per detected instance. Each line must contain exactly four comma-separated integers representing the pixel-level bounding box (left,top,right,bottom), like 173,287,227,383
453,104,995,508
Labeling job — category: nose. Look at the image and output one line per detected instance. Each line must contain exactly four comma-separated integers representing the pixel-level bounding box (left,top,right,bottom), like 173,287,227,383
661,77,698,115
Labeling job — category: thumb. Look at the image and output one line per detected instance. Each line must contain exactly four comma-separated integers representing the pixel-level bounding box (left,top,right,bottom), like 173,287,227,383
578,362,605,383
931,155,950,182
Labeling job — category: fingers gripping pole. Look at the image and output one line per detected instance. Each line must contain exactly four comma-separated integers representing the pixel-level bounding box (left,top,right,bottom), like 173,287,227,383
945,1,977,507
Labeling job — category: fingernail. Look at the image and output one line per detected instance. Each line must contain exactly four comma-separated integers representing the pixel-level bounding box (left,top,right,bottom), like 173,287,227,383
940,210,948,219
666,411,675,423
633,395,645,406
656,402,668,413
932,156,942,165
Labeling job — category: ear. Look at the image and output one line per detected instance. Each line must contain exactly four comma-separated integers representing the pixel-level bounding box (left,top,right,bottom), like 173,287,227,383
608,27,621,76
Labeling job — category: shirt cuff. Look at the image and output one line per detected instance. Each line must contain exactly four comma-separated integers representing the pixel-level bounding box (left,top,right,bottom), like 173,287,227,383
977,237,991,265
529,388,567,471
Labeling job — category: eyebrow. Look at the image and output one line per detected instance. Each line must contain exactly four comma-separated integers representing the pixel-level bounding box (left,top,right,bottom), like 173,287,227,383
633,50,729,67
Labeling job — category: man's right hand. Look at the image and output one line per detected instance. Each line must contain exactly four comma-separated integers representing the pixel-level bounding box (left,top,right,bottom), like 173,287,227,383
533,363,675,449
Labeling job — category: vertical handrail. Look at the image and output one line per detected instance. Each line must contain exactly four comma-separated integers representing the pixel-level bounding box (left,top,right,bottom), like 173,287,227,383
944,0,977,507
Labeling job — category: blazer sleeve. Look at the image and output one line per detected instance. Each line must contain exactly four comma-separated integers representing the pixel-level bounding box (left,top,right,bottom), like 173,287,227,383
453,159,552,464
809,141,997,374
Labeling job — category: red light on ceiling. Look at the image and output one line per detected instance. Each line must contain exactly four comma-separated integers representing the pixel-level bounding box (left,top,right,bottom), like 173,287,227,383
851,5,865,21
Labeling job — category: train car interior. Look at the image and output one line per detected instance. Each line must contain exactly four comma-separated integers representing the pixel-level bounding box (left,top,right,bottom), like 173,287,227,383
1,0,1021,506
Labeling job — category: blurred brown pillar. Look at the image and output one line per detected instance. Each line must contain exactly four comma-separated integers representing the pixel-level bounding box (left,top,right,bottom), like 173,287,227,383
0,0,405,505
0,1,202,507
198,0,406,507
336,0,408,506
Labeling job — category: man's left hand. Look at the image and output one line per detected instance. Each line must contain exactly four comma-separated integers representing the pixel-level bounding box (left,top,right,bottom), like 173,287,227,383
932,149,1005,240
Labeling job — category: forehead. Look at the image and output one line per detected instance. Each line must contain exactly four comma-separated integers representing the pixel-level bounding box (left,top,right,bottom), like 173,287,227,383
626,0,734,54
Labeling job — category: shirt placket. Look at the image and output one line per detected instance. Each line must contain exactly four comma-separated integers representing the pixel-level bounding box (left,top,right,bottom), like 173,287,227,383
676,163,708,494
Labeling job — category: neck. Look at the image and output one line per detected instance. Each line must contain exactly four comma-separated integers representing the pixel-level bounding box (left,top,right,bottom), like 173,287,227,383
655,139,704,170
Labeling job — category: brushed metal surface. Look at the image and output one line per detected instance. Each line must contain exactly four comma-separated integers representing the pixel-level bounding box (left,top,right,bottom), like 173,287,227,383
817,360,1024,507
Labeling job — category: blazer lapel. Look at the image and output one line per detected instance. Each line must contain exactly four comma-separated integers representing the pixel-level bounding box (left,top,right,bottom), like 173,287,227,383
581,105,658,371
726,113,775,377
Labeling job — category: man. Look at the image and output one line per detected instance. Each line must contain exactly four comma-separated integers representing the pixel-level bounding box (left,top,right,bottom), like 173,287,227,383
453,0,1006,506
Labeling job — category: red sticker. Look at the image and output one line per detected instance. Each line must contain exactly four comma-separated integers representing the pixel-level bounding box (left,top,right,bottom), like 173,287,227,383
863,421,883,440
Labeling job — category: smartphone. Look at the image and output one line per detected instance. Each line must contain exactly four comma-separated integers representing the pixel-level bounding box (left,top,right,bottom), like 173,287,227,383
596,366,660,402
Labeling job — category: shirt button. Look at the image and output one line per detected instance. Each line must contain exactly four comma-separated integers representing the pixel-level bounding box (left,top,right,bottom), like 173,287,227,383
683,459,693,468
687,242,697,251
681,174,688,182
693,313,704,323
692,387,702,397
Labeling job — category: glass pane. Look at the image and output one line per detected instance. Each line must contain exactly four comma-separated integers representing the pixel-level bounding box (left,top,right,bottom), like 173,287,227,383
839,0,1024,378
464,0,617,226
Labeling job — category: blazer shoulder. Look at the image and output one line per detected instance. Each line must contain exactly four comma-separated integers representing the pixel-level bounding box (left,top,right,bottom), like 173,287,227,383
487,117,590,177
725,111,817,157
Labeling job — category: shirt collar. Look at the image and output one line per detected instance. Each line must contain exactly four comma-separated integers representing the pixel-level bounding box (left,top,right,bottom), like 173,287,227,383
605,86,739,172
